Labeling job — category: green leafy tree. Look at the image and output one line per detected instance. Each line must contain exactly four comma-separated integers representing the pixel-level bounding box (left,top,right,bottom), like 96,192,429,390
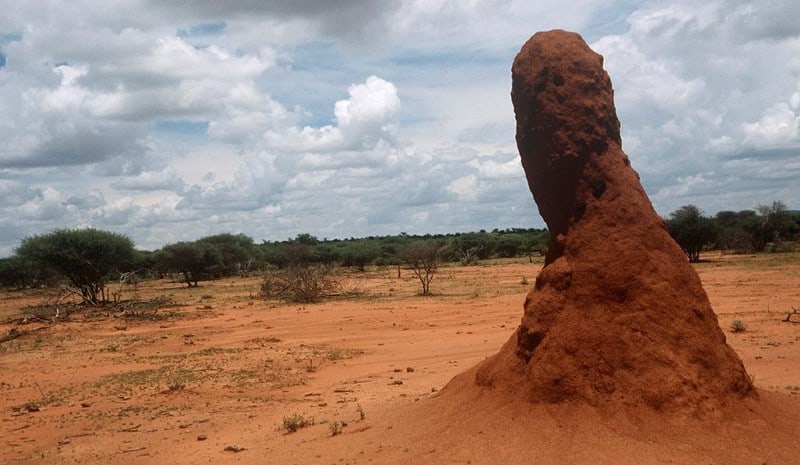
156,242,219,287
293,233,320,246
494,234,525,258
519,231,549,262
715,210,759,252
666,205,718,262
311,244,340,267
340,241,380,271
0,255,47,289
756,201,791,250
16,228,136,304
196,233,258,277
450,232,493,265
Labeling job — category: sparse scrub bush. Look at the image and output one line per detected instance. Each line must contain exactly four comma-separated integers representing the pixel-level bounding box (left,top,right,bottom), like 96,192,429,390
329,420,344,436
730,319,746,333
282,413,314,433
261,265,340,303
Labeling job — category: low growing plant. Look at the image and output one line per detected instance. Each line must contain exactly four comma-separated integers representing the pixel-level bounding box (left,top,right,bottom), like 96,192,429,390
261,265,340,303
282,413,314,433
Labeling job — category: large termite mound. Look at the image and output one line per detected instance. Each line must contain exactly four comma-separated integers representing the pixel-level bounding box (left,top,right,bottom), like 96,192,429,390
475,30,754,413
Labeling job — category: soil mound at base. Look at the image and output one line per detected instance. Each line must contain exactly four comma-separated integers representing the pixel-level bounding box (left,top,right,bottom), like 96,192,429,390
284,370,800,465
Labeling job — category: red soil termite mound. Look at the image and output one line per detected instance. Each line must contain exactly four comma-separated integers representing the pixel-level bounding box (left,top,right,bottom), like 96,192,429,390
282,31,799,465
474,30,755,414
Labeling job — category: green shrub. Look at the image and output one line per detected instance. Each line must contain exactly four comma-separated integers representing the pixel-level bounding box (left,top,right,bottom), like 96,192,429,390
730,319,746,333
282,413,314,433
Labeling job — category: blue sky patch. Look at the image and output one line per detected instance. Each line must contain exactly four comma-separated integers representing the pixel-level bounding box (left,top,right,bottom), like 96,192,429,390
178,21,226,37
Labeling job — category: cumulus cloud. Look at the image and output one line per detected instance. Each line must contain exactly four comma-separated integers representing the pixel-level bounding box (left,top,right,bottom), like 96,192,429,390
592,0,800,214
115,167,185,191
1,0,799,256
0,23,276,170
264,76,400,152
16,187,68,222
742,103,800,147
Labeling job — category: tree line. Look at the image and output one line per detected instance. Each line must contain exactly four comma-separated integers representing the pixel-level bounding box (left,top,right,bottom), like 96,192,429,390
0,228,549,302
1,200,796,302
666,201,799,262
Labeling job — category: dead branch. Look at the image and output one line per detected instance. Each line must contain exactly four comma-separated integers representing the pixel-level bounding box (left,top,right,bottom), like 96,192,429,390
0,328,22,343
122,447,146,453
0,326,49,345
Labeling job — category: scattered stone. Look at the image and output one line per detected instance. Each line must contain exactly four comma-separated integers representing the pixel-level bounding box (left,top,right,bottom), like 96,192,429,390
406,367,415,373
197,434,207,441
389,380,403,386
80,402,91,408
224,444,246,452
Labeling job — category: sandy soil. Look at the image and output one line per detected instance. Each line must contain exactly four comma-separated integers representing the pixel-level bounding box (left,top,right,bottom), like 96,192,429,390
1,253,798,464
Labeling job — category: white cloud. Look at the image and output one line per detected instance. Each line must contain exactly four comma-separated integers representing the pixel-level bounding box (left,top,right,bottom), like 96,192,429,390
447,174,478,197
16,187,68,221
1,0,799,256
264,75,400,152
742,103,800,147
115,167,185,191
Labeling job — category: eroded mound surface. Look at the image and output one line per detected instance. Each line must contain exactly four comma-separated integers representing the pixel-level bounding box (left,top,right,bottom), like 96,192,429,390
475,30,754,414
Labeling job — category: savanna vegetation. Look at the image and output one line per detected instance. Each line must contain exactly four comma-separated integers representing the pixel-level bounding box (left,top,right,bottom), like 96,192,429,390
0,199,797,300
666,201,799,262
0,226,549,300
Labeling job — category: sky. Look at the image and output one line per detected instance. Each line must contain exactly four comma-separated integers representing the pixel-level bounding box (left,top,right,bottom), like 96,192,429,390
1,1,799,255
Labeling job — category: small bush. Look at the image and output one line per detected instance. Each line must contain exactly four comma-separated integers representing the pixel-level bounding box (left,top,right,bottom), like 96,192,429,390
730,319,746,333
329,420,344,436
261,265,340,303
282,413,314,433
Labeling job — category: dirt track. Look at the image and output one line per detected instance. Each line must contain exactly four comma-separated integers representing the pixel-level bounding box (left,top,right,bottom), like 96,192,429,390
1,253,798,464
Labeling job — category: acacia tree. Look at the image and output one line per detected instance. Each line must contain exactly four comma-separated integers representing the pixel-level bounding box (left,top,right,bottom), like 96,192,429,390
155,242,219,287
16,228,136,304
398,241,442,295
756,201,790,250
0,256,46,289
340,241,380,271
195,233,258,277
450,232,492,265
666,205,717,262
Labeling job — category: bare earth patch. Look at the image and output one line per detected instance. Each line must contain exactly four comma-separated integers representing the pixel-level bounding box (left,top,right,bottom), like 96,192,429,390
1,253,798,464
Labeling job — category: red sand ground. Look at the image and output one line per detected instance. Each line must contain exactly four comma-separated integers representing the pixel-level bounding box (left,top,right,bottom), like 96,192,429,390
1,254,799,464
